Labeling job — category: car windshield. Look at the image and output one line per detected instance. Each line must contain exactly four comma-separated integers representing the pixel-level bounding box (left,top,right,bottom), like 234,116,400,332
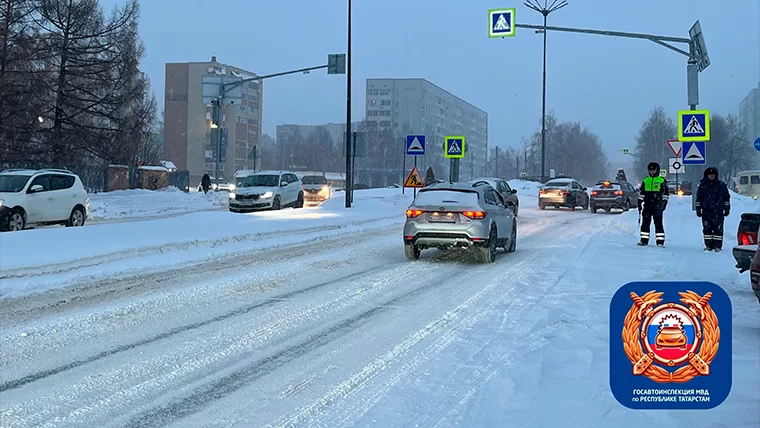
545,180,571,187
241,174,279,187
414,189,479,205
302,176,327,185
0,174,32,192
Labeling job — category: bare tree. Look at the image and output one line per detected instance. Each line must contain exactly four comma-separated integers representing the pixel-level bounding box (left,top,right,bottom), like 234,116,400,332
633,107,677,179
706,113,754,179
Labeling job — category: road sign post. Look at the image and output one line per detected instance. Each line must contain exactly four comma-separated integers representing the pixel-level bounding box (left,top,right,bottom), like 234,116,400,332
444,136,465,183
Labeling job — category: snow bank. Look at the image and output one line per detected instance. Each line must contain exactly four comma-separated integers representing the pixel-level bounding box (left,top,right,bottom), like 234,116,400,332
88,187,228,222
0,189,414,298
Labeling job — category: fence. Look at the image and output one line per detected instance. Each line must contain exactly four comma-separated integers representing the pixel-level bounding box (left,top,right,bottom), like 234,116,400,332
0,163,190,193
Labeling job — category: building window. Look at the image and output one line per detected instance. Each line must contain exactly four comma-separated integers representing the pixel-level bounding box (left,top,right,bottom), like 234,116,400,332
379,89,391,96
379,110,390,117
380,99,391,106
394,122,398,127
248,82,259,90
367,89,379,96
379,120,391,127
368,99,377,106
394,112,398,117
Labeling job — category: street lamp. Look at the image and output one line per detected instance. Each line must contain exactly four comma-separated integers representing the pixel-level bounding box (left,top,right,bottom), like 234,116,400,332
344,0,353,208
524,0,568,183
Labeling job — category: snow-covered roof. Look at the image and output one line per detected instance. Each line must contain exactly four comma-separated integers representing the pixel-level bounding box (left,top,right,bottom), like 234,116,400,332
138,166,169,172
161,160,177,170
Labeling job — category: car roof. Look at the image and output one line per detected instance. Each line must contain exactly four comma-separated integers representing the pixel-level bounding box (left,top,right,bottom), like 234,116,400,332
545,179,573,185
0,168,75,176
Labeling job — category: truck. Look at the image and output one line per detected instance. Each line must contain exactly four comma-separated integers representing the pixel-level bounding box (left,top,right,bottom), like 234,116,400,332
731,212,760,303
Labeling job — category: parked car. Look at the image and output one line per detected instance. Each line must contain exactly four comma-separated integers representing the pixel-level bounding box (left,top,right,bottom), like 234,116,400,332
228,171,304,212
402,182,517,263
0,168,89,231
538,178,589,211
467,177,520,216
301,175,331,204
589,180,638,213
731,213,760,303
736,170,760,198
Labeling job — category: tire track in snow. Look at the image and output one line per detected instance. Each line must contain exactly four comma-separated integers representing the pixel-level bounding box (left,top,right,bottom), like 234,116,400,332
272,217,602,428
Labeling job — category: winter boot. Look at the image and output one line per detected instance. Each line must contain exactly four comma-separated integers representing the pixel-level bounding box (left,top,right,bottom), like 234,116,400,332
637,239,648,246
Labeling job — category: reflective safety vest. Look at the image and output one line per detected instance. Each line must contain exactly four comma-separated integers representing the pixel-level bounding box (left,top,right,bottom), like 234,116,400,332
643,176,664,192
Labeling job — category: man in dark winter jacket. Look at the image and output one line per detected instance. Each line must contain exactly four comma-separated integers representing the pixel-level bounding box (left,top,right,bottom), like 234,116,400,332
638,162,669,246
695,166,731,251
201,173,211,194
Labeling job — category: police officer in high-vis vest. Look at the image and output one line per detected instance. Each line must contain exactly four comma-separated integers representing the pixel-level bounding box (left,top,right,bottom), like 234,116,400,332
638,162,669,246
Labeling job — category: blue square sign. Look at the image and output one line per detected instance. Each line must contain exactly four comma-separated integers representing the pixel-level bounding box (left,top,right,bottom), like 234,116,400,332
488,8,515,38
682,141,706,165
609,281,732,410
678,110,710,141
405,135,425,155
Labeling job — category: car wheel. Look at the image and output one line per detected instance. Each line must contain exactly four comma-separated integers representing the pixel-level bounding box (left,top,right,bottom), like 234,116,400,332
295,192,304,208
7,209,25,231
66,206,86,227
404,244,421,260
539,203,545,210
506,223,517,253
271,196,281,210
570,202,576,211
478,226,497,263
622,198,630,211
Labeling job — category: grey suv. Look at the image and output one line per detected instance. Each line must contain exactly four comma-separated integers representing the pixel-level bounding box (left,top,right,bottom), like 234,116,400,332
402,182,517,263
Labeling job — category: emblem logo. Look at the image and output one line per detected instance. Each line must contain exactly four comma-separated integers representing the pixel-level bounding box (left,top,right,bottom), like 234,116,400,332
609,281,732,410
623,290,717,383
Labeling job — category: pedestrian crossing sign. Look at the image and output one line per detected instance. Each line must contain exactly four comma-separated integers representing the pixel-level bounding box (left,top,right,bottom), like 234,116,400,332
444,136,466,159
404,166,425,188
678,110,710,142
488,8,516,38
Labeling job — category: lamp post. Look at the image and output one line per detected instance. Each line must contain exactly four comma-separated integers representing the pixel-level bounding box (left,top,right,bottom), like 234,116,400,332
344,0,353,208
524,0,568,183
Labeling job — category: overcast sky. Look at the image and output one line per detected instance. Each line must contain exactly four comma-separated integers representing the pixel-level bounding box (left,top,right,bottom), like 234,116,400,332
107,0,760,164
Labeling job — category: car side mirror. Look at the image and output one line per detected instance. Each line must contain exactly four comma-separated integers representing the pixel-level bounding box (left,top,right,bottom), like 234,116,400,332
511,189,518,194
582,187,588,191
281,181,288,187
28,184,44,193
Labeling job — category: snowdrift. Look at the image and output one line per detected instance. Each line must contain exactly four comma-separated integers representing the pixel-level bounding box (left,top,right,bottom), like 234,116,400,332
88,187,228,222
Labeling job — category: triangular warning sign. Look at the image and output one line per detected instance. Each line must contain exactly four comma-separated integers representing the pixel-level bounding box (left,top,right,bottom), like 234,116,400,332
448,141,461,154
684,116,704,134
684,143,704,160
494,14,510,31
404,166,425,188
408,137,423,152
666,140,682,157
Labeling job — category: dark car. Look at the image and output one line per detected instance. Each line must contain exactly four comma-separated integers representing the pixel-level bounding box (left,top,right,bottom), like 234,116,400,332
467,177,520,216
589,180,638,213
538,178,589,211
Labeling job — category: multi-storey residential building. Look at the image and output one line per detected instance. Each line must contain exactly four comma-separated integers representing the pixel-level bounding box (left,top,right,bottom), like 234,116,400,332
364,78,488,179
164,56,263,184
739,82,760,168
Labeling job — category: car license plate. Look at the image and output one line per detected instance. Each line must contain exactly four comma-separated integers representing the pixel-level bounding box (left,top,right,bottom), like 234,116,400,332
429,212,456,223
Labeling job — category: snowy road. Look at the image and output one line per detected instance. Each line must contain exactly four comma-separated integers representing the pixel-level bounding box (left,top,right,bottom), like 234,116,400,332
1,203,757,427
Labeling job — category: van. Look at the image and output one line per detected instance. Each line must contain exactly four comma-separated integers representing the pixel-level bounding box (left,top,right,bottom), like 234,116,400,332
737,170,760,198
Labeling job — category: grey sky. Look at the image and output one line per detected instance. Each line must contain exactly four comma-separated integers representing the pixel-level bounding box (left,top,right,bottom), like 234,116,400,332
111,0,760,164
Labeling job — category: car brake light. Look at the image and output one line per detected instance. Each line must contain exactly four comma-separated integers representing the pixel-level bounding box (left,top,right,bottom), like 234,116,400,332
406,209,423,218
739,231,758,245
560,190,567,195
539,189,546,194
590,191,598,196
462,211,486,219
614,190,623,195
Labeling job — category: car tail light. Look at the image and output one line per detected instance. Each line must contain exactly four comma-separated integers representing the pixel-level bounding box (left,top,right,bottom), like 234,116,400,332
614,190,623,195
462,211,486,219
406,209,423,218
559,190,567,195
590,191,598,196
677,189,684,196
739,231,758,245
539,189,546,195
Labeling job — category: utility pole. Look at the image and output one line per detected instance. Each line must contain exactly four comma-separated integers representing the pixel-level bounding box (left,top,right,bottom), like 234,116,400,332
525,0,568,184
344,0,353,208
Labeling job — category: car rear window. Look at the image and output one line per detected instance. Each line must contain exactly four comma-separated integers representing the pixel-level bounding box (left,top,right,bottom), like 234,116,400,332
545,180,570,187
302,175,327,185
414,189,479,205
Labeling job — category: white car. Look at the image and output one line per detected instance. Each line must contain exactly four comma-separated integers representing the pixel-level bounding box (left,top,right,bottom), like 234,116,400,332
0,168,90,231
228,171,304,212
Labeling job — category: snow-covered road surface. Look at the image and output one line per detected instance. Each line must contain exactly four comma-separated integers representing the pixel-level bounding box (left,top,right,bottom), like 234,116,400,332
1,198,757,427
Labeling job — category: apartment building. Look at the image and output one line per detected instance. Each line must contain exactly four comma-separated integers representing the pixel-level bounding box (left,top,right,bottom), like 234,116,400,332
364,78,488,179
164,56,263,184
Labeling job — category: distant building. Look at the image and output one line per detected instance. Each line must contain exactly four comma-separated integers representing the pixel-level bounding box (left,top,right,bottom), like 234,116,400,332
364,78,488,179
164,56,263,184
739,82,760,168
